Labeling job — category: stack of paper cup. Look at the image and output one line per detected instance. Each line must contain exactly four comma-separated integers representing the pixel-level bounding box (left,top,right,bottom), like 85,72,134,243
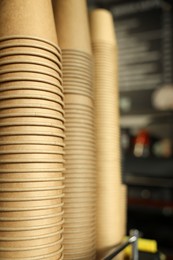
53,1,96,259
0,0,64,259
90,9,127,259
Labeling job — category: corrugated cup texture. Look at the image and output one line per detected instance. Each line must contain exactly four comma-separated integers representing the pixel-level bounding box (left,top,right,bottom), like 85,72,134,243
90,9,127,260
53,1,96,259
0,0,65,258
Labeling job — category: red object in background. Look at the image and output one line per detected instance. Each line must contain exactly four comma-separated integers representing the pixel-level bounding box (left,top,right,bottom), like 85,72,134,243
135,130,150,146
134,130,150,157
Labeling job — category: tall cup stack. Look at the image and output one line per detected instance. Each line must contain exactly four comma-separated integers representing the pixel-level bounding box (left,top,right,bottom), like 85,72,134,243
0,0,65,259
53,1,96,259
90,9,127,259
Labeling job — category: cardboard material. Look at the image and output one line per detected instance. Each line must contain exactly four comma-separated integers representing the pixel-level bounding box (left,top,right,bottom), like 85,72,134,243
65,94,93,107
0,44,61,64
0,240,63,258
0,36,61,55
90,8,126,258
0,221,63,237
0,91,63,105
53,0,91,54
0,211,64,227
0,63,62,80
0,0,58,44
0,71,63,87
0,52,62,70
90,9,116,45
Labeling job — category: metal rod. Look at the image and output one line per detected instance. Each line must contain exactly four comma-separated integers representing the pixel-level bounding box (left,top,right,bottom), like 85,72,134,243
104,235,137,260
130,229,139,260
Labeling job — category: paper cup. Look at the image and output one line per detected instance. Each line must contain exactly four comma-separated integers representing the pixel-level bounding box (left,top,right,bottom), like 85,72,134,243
90,9,116,45
0,71,62,87
0,52,62,71
0,47,61,68
0,212,64,229
0,36,61,55
53,0,91,53
0,63,62,81
0,0,58,44
0,80,64,97
0,240,63,258
0,220,63,237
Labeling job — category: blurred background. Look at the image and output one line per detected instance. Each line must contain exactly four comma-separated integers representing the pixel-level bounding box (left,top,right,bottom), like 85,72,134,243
88,0,173,258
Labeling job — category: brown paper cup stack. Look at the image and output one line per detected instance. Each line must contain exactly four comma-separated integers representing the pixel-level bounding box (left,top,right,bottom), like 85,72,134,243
53,1,96,259
90,9,127,259
0,0,64,259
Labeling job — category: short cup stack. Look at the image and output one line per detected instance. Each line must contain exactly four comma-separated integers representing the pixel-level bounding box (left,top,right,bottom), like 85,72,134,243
90,9,126,259
53,0,96,259
0,0,65,259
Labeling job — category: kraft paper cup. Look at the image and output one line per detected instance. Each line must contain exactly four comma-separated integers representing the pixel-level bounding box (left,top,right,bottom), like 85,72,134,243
0,52,62,71
53,0,91,54
0,145,65,155
62,65,92,75
0,211,64,229
63,76,92,85
0,51,62,73
0,93,64,107
0,177,64,189
0,163,64,173
0,161,64,170
0,195,64,206
62,54,93,67
64,94,93,107
0,110,64,122
62,53,92,62
64,222,95,231
65,123,94,131
0,62,62,80
0,123,65,135
0,229,63,248
0,90,64,104
0,71,62,86
62,58,92,69
0,117,65,129
0,40,61,58
0,0,58,44
65,134,95,142
64,90,92,99
63,77,91,87
62,49,92,59
62,62,91,71
0,80,64,96
65,181,95,188
62,60,91,71
0,168,64,179
65,103,93,111
0,240,63,258
90,9,116,45
0,110,65,124
0,36,61,55
65,111,94,119
0,227,64,245
0,58,62,78
0,220,64,237
0,134,64,144
64,86,92,95
0,201,64,216
0,45,61,66
0,192,64,202
63,71,92,82
1,57,62,78
64,241,95,252
65,149,94,156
